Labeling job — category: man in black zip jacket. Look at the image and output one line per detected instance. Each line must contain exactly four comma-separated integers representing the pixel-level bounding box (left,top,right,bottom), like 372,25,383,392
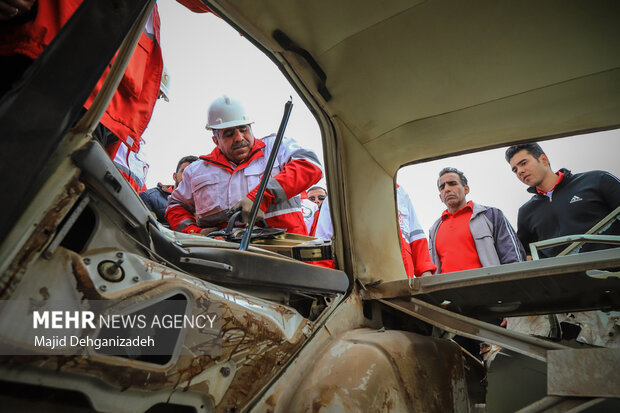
506,143,620,259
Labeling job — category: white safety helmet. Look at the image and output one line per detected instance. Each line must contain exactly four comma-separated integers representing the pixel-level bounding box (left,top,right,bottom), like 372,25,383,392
159,64,171,102
206,95,253,130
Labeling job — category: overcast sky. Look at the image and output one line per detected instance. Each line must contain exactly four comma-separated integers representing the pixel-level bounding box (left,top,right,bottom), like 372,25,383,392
398,130,620,232
144,2,620,234
143,3,322,187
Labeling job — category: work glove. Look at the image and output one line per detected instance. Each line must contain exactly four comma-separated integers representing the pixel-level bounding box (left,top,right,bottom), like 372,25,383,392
234,196,264,224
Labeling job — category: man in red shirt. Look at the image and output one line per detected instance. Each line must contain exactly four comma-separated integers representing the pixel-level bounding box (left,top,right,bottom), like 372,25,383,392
428,167,525,274
428,167,525,358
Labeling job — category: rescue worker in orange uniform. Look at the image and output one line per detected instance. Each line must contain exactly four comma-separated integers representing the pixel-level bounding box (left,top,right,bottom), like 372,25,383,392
166,95,323,236
0,0,210,192
396,185,436,277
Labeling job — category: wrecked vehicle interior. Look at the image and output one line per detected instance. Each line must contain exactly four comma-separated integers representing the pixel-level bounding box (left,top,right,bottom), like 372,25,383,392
1,0,619,412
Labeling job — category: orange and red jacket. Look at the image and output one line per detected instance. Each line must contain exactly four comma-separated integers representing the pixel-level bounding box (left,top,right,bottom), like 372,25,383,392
399,236,435,278
396,186,436,277
0,0,210,153
113,139,149,193
166,135,323,235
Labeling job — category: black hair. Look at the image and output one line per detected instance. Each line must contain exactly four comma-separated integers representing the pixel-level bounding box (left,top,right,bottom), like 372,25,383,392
505,143,545,163
176,155,199,173
438,167,468,187
308,186,327,194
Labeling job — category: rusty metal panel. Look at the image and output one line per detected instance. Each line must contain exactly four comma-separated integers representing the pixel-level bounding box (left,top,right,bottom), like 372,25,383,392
0,175,84,299
251,291,367,412
279,328,481,412
362,250,620,319
547,348,620,397
380,297,565,362
0,246,317,412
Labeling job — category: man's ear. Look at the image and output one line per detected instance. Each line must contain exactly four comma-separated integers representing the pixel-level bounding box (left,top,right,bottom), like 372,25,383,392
540,153,550,167
464,185,470,196
172,172,178,182
212,135,218,146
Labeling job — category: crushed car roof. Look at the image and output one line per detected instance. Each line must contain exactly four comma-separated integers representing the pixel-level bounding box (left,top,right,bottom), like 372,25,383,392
213,0,620,173
210,0,620,281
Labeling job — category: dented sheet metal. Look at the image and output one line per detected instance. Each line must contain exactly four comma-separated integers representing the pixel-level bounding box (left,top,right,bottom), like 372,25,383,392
250,290,485,412
547,348,620,398
283,329,475,412
379,297,565,362
0,175,83,299
251,291,367,412
361,250,620,319
0,246,312,412
507,311,620,348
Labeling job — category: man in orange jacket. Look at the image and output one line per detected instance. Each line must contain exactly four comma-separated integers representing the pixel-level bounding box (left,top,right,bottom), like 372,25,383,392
0,0,210,192
166,96,323,236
